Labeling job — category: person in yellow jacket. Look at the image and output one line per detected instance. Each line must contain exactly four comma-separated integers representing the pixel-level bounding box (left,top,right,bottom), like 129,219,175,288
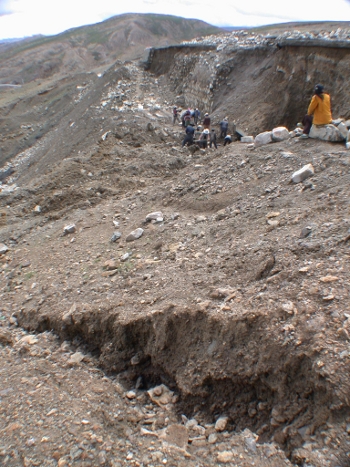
301,84,332,137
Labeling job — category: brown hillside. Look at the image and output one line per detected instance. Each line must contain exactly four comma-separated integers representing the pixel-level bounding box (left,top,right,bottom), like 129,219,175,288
0,13,223,84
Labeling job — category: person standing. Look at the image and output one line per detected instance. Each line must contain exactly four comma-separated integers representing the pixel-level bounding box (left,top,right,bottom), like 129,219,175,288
219,117,229,138
209,129,217,149
301,84,332,138
193,108,201,125
173,106,180,125
199,129,210,148
203,113,211,130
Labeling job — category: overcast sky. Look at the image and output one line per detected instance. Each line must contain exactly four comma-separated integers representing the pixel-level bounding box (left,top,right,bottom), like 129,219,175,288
1,0,350,40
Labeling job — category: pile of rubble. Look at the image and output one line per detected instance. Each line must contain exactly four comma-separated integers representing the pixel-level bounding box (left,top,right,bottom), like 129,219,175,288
183,27,350,50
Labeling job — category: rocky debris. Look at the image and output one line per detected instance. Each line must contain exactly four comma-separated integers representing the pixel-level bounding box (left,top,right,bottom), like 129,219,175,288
292,163,314,183
126,227,144,242
183,26,350,50
309,123,345,142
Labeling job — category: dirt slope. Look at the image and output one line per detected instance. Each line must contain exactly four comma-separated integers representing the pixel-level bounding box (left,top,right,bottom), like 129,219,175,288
1,25,350,467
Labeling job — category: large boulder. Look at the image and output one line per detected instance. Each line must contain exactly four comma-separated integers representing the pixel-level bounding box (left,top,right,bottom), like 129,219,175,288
254,131,273,147
309,124,345,142
272,127,290,142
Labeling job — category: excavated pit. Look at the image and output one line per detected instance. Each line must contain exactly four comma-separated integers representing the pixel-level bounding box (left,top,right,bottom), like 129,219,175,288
146,41,350,133
17,303,349,460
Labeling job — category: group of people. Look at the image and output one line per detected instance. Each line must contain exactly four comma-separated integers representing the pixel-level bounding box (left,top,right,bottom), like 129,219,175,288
174,106,233,149
176,82,333,150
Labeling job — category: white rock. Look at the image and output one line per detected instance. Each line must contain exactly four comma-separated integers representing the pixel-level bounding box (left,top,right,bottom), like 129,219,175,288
346,142,350,150
272,126,290,142
146,211,163,222
309,124,345,142
33,205,41,213
337,122,348,139
241,136,254,143
0,243,9,254
215,416,229,432
254,131,273,147
63,224,76,234
292,164,314,183
126,228,144,242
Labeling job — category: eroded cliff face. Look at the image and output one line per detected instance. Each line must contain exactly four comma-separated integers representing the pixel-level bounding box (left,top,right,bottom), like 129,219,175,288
147,41,350,133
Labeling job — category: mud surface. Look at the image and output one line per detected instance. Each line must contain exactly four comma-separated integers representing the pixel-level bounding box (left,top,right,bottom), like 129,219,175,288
1,25,350,467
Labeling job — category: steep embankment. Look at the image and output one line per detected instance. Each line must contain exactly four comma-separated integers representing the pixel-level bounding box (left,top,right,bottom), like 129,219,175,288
146,32,350,133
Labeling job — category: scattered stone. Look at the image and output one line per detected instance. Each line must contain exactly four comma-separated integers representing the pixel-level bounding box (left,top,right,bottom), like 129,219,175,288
126,391,137,400
110,231,122,242
146,211,163,222
33,205,41,213
215,416,228,432
254,131,273,147
20,335,38,345
104,260,117,270
217,451,233,463
161,424,188,448
126,228,144,242
241,136,254,143
208,433,218,444
272,126,290,142
0,243,9,254
121,252,131,262
63,224,76,235
266,212,280,218
282,301,297,314
319,275,339,282
68,352,85,365
148,384,174,407
300,226,312,238
292,164,314,183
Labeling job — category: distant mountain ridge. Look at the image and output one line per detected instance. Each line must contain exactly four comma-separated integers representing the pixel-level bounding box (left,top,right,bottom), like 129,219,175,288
0,13,224,84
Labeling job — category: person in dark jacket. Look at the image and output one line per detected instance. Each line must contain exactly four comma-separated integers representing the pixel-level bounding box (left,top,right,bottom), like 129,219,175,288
193,108,201,125
220,117,229,138
182,124,195,147
203,113,211,130
209,129,217,149
173,106,180,125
